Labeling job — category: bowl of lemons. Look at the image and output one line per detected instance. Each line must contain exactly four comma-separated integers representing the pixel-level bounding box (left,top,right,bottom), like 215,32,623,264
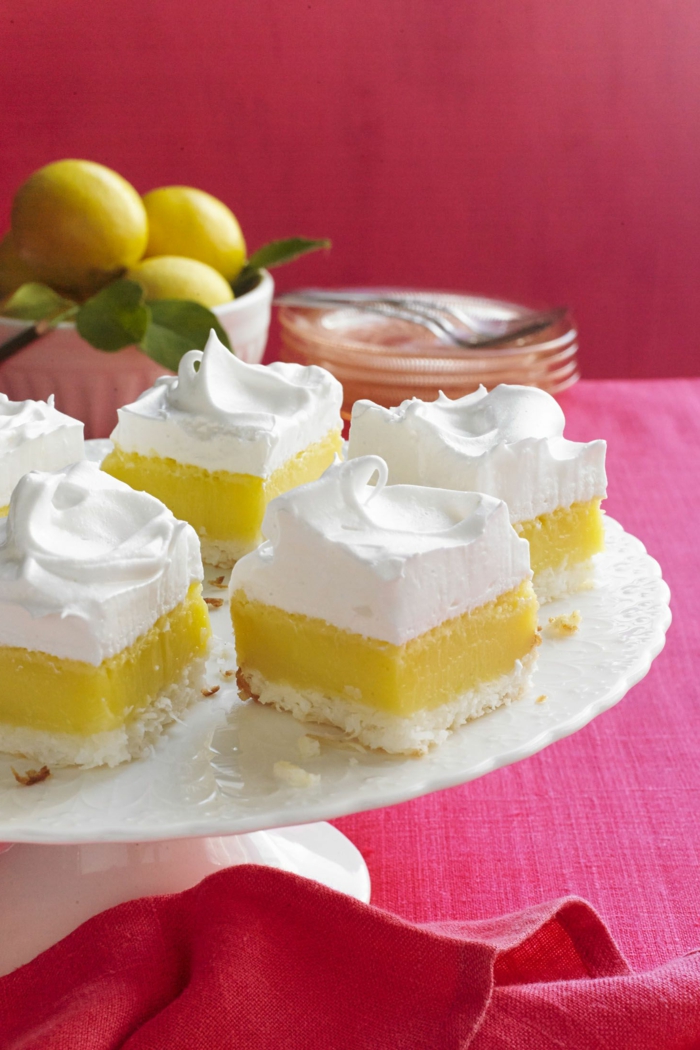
0,159,328,436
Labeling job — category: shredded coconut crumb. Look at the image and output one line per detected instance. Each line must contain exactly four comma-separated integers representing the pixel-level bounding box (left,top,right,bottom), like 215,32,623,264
273,761,321,788
236,668,258,702
297,735,321,759
546,610,581,638
12,765,51,786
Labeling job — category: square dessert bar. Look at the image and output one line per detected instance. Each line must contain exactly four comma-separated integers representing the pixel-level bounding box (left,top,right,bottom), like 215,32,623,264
348,385,607,602
230,456,539,754
0,462,211,768
102,331,344,567
0,393,84,515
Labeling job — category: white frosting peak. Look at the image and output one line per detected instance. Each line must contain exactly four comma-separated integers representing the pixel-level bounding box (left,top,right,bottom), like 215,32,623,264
0,393,57,444
0,462,203,663
170,334,312,428
406,385,566,451
231,456,531,645
111,331,343,476
348,385,606,522
0,393,84,505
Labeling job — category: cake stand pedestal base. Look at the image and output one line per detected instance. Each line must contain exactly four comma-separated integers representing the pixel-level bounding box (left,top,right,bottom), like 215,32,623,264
0,822,370,977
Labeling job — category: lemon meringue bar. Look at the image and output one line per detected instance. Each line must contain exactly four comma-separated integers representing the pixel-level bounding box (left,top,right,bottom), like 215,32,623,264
0,393,84,515
230,456,538,754
102,331,344,567
0,462,211,768
348,385,607,602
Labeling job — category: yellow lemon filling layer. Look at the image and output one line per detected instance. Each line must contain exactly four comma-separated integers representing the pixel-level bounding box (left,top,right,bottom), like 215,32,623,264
0,583,210,737
101,429,343,550
231,580,538,719
514,499,604,576
0,505,8,518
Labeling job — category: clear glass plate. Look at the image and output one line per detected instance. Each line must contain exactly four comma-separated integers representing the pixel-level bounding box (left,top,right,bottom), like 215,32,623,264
278,292,580,417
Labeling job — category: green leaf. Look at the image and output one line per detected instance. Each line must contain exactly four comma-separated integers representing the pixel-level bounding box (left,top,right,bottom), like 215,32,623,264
230,267,263,299
1,282,76,322
76,279,150,352
231,238,330,298
246,237,331,272
140,300,231,371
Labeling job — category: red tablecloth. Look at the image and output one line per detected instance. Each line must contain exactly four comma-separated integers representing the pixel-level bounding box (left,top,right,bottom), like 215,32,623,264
335,378,700,974
5,867,700,1049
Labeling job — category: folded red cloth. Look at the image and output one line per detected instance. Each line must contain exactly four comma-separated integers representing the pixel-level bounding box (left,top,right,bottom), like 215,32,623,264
1,866,699,1050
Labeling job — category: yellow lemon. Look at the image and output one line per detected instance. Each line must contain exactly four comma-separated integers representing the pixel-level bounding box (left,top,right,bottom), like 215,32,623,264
128,255,234,308
0,233,39,298
142,186,246,282
11,160,148,297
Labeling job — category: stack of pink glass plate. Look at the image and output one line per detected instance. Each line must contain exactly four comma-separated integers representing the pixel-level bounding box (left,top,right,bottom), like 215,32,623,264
278,291,579,419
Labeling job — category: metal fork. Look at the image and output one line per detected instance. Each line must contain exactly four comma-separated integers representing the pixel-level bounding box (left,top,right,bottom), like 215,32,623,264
275,289,567,348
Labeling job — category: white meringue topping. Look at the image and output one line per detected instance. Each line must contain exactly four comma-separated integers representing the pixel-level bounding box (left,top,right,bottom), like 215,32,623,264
230,456,531,645
0,393,84,506
110,331,343,476
348,385,607,522
0,462,202,664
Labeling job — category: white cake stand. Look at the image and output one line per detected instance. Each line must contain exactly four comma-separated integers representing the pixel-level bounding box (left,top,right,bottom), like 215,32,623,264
0,517,670,975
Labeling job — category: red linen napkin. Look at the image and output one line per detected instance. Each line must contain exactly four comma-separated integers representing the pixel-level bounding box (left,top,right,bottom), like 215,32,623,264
1,865,699,1050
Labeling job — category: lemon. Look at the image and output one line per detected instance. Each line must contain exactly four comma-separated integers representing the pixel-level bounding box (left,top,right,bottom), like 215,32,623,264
11,160,148,297
142,186,246,282
0,233,39,297
128,255,234,308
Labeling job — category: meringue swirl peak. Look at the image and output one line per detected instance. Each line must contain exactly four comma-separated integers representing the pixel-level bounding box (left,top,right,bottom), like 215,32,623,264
0,393,85,506
231,456,530,645
111,331,344,476
348,385,607,523
0,462,202,663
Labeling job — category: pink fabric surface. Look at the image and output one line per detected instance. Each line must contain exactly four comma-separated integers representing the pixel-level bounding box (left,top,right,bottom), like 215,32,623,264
335,378,700,974
1,379,698,1046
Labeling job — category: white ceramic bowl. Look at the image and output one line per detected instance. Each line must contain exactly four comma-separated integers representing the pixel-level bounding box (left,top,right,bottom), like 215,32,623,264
214,269,274,364
0,270,274,438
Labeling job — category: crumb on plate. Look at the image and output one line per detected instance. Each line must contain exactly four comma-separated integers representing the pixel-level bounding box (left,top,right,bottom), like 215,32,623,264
204,597,224,609
12,765,51,787
535,694,547,704
297,735,321,759
209,576,228,589
273,760,321,788
545,610,581,638
201,685,220,697
236,669,259,702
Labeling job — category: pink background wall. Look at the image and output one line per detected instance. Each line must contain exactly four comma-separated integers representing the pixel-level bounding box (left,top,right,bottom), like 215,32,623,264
2,0,699,378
